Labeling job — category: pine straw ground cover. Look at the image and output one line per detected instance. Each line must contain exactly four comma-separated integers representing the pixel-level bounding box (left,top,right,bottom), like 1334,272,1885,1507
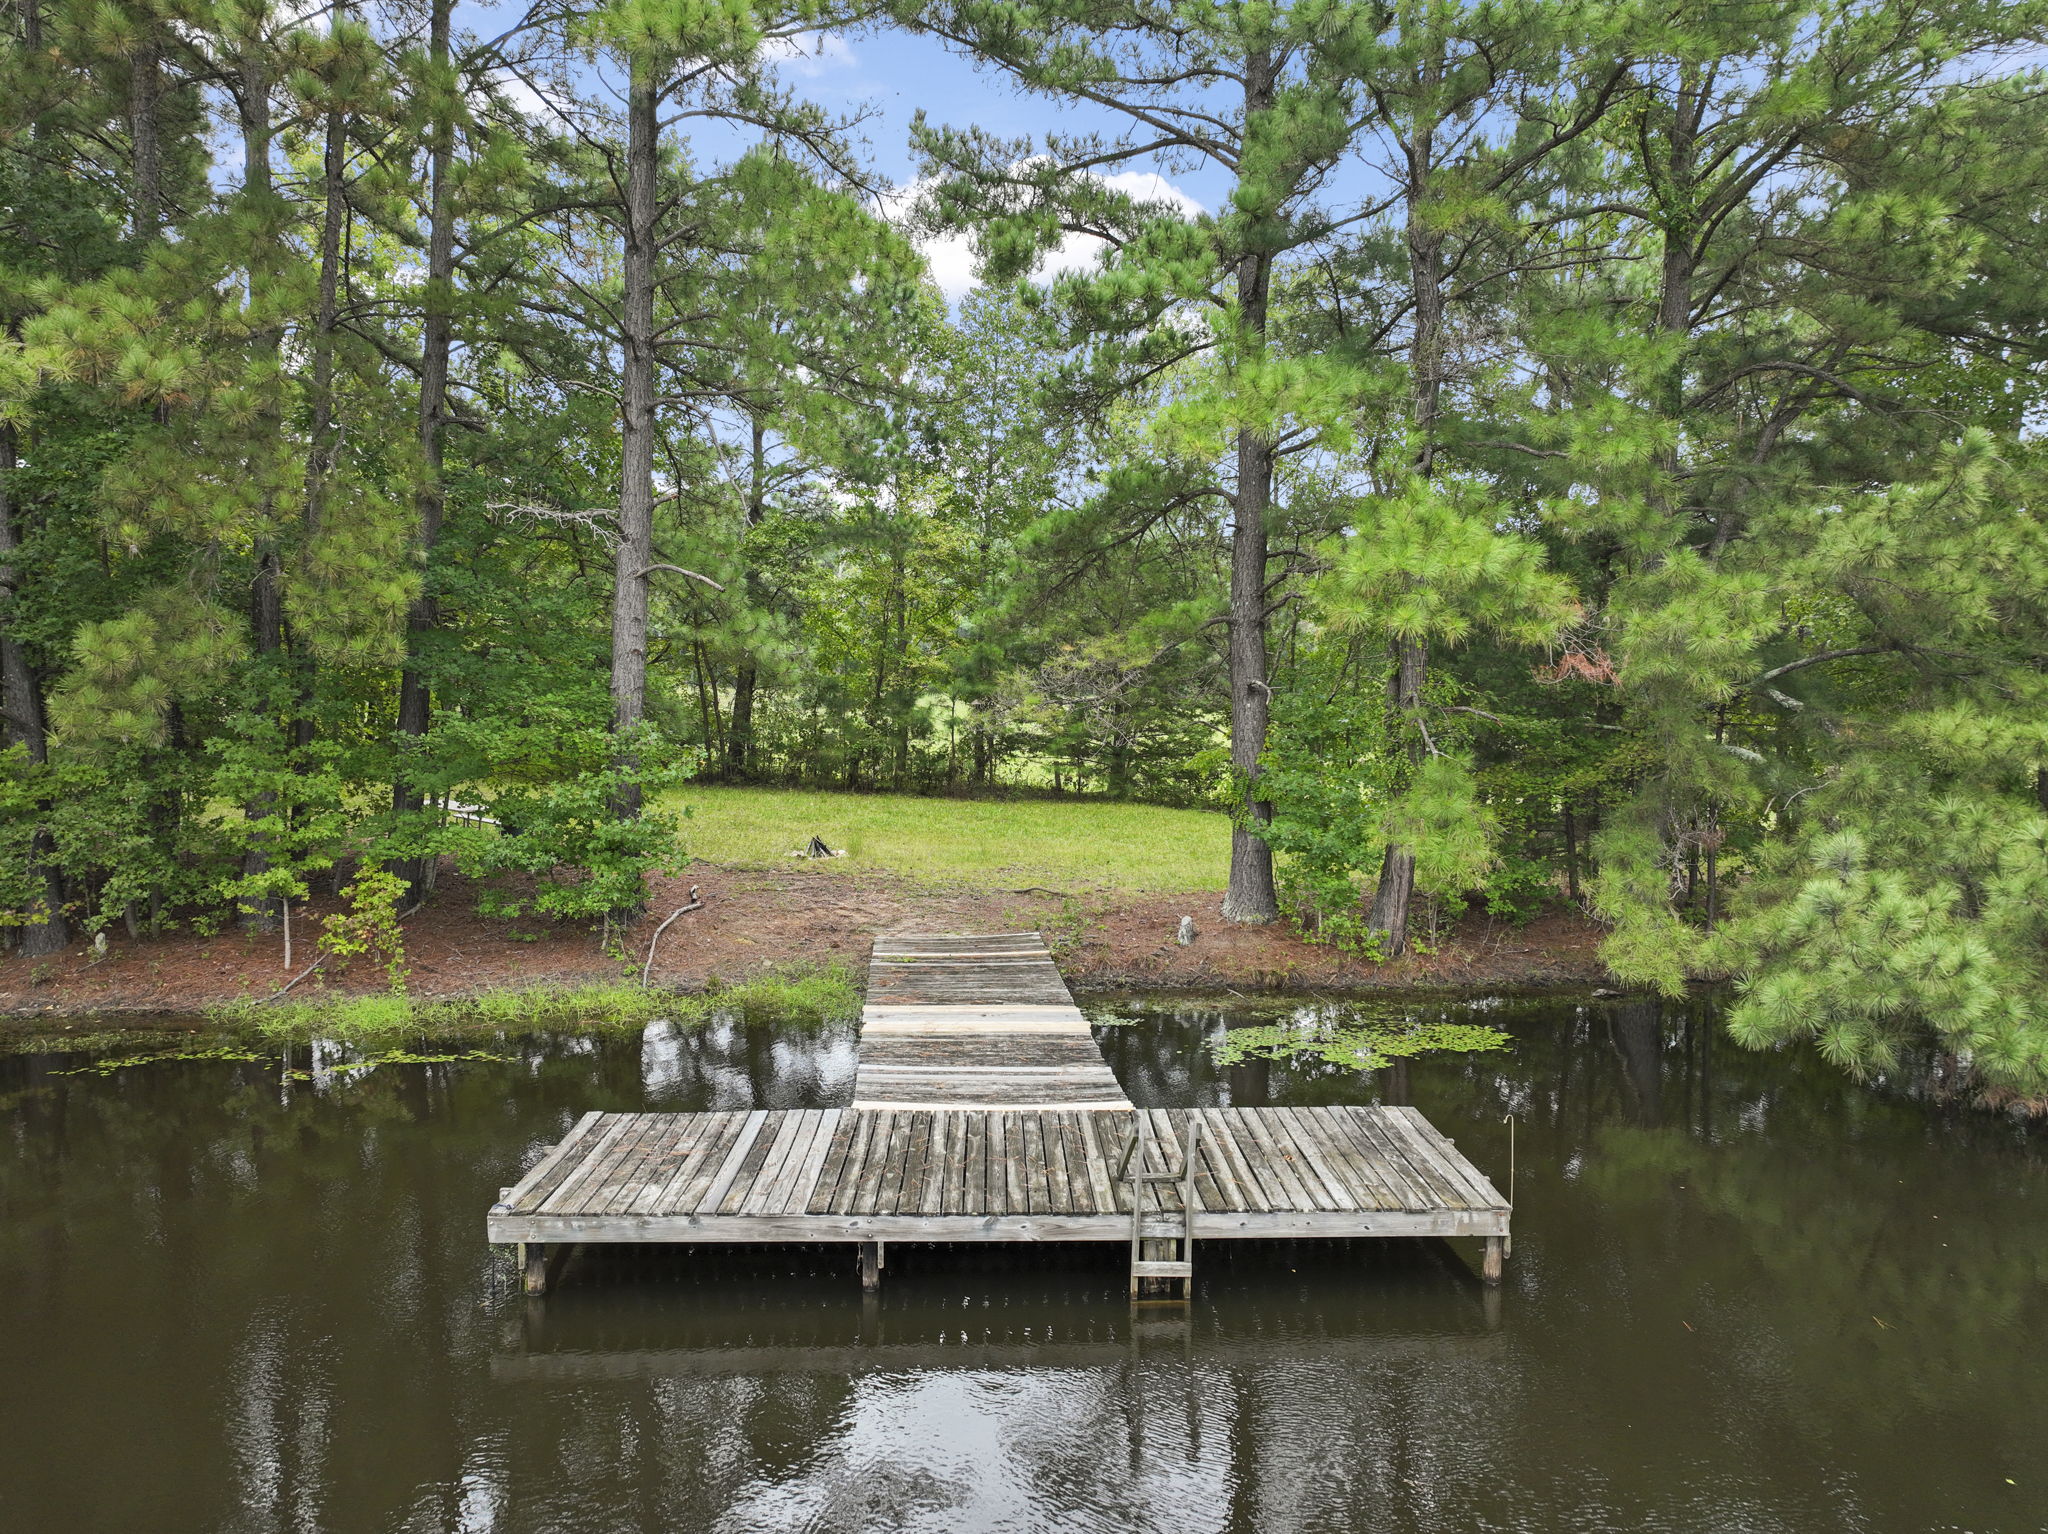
1,788,1608,1026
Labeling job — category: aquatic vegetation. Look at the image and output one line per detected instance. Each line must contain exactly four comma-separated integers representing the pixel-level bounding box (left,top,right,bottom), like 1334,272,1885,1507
1084,1010,1145,1028
1211,1015,1512,1072
4,965,865,1069
326,1049,516,1073
51,1043,516,1079
53,1046,272,1077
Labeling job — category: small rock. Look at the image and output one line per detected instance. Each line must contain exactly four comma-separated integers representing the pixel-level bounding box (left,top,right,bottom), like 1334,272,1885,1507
1176,915,1197,946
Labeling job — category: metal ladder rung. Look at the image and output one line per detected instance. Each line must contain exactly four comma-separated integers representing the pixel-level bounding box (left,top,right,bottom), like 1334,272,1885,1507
1121,1114,1203,1300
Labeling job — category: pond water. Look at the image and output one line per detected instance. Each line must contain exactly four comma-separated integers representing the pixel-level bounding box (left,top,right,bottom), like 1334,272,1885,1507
2,993,2043,1534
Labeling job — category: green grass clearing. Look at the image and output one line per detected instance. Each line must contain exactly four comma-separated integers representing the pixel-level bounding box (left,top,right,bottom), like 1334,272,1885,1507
660,785,1231,892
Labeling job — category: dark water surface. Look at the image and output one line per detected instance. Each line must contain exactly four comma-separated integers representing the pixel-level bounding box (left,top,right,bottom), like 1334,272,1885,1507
2,994,2044,1534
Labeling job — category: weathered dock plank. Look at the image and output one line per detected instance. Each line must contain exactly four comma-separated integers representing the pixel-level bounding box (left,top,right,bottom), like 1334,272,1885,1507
491,1107,1508,1231
488,931,1513,1294
851,932,1133,1110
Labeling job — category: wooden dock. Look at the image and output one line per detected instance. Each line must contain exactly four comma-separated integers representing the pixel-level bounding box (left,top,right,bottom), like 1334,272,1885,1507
488,932,1511,1297
854,930,1130,1108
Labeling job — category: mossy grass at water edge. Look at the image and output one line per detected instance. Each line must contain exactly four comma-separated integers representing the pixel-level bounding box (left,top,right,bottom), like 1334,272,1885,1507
2,965,863,1058
219,964,864,1044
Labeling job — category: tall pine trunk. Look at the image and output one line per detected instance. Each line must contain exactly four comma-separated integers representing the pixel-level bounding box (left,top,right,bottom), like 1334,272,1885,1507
304,29,345,547
1220,46,1280,925
725,418,766,780
393,0,455,901
129,36,162,239
1367,74,1446,957
1365,639,1426,946
239,40,285,931
294,17,347,756
0,423,66,956
608,61,658,874
890,540,910,786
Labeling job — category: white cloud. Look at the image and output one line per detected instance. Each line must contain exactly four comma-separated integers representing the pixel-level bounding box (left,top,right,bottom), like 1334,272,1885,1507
762,31,858,78
1095,171,1207,218
488,67,570,124
886,171,1205,304
919,230,983,303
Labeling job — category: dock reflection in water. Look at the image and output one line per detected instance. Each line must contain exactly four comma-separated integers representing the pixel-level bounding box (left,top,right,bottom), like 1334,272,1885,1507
488,1238,1503,1531
2,992,2044,1533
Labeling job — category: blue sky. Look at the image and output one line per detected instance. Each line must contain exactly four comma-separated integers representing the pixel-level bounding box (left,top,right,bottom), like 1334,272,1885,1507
768,23,1222,298
458,1,1219,301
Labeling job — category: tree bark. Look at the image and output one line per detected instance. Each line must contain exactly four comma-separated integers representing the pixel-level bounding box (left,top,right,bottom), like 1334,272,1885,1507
392,0,455,901
303,21,346,547
690,639,722,761
1563,804,1580,904
239,38,285,931
727,658,757,776
0,423,67,956
609,59,659,837
1367,74,1447,956
725,418,766,779
1220,46,1280,926
1366,637,1426,950
129,38,162,240
890,540,910,786
292,13,348,758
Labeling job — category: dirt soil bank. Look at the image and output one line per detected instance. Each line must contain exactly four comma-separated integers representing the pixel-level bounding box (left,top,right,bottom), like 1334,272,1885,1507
0,863,1609,1021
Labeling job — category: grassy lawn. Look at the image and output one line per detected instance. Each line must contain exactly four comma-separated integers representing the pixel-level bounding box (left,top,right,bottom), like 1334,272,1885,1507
662,785,1231,892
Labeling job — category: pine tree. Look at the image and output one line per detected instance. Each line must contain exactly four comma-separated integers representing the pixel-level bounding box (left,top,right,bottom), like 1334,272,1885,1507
530,0,928,904
901,0,1378,921
1508,0,2048,992
1312,0,1625,952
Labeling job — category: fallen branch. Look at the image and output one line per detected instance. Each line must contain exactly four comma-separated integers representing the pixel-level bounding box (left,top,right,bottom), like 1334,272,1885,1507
260,959,326,1003
641,887,704,987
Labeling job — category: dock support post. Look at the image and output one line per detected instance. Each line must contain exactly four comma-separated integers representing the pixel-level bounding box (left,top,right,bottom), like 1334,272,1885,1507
1482,1234,1505,1287
859,1240,883,1291
521,1242,576,1296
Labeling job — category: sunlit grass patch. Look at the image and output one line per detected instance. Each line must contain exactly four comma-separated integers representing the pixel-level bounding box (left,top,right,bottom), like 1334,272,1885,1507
656,784,1230,891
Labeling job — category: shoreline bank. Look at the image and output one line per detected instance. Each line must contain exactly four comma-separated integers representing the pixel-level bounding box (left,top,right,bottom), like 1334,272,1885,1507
0,862,1609,1026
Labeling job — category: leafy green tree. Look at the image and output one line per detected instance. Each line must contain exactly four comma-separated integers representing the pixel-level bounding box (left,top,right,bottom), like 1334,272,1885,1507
1709,440,2048,1095
1506,0,2048,993
902,0,1378,921
1301,0,1620,951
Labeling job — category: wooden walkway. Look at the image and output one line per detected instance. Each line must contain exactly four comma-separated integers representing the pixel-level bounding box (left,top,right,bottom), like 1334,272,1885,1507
488,932,1511,1297
854,930,1130,1109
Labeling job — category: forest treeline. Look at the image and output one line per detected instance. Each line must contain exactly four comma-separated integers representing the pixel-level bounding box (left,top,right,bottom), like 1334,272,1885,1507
3,0,2047,1092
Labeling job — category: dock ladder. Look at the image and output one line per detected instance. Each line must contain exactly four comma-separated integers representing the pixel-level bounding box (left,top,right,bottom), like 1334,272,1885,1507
1118,1113,1203,1301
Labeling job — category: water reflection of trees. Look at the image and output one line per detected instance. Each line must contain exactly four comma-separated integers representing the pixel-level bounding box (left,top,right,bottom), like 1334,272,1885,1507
5,999,2045,1531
